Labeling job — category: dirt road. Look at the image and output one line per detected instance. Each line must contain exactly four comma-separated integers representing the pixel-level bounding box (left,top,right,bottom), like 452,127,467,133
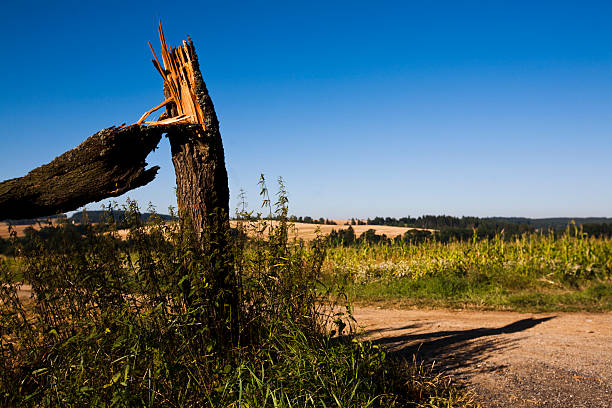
353,307,611,408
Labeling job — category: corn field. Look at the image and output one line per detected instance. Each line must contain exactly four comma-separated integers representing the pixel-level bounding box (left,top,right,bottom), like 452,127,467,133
322,227,612,285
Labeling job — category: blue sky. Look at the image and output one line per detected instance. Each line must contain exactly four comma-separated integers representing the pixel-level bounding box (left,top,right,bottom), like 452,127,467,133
1,1,610,218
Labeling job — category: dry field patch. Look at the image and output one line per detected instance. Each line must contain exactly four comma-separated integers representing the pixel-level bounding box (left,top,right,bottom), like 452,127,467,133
0,222,48,239
230,220,431,241
1,220,431,241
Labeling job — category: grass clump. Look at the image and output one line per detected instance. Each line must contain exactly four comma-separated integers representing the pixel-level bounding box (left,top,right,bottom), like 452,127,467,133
0,178,475,407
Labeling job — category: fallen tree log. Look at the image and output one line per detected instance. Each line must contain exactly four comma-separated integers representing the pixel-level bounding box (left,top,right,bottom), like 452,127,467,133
0,123,185,221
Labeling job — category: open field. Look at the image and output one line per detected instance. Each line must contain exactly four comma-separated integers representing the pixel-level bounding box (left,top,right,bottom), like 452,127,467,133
0,222,48,239
4,220,610,313
231,220,432,241
1,220,429,241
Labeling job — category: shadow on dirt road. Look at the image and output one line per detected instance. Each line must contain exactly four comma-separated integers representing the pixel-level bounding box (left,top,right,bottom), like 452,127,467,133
354,308,611,408
371,316,555,374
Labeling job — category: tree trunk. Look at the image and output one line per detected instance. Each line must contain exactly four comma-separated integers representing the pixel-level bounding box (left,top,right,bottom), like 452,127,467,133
0,124,177,221
161,38,238,343
165,40,230,237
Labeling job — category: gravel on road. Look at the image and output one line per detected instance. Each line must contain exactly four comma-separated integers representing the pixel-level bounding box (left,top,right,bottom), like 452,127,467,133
353,307,611,408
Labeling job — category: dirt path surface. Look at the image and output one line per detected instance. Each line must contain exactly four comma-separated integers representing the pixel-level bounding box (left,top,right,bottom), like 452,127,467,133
353,307,611,408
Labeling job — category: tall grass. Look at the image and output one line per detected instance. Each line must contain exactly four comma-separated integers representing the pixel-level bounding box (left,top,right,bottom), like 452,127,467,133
0,179,475,407
323,226,612,311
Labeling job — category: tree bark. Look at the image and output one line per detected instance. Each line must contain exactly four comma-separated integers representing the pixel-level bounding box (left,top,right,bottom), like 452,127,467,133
0,124,182,221
166,39,230,236
164,39,237,343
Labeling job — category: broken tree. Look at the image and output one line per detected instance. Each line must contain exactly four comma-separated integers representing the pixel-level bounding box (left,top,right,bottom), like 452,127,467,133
143,24,237,340
140,24,231,241
1,24,230,237
0,23,237,341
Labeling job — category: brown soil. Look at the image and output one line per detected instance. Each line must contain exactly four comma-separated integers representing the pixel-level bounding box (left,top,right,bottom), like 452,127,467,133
353,307,612,408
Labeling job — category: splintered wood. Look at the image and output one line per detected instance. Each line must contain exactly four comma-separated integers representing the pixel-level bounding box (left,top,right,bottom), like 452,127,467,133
137,22,205,128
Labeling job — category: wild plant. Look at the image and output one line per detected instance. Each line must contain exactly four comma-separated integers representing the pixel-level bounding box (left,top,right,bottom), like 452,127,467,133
0,180,476,406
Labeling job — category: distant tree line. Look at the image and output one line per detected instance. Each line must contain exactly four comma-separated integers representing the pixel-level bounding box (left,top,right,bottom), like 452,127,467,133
581,223,612,238
327,217,612,247
328,226,433,246
366,215,612,230
364,215,612,241
233,215,337,225
288,216,337,225
344,218,367,225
